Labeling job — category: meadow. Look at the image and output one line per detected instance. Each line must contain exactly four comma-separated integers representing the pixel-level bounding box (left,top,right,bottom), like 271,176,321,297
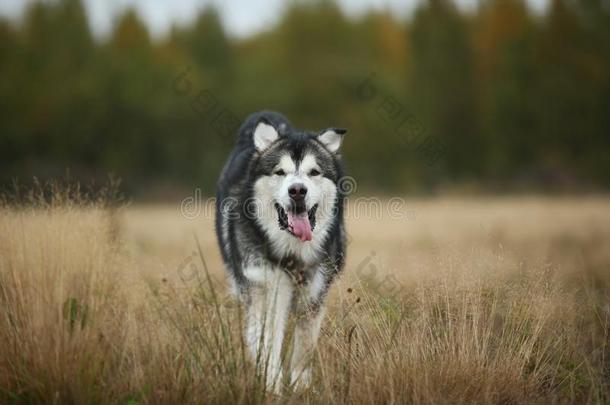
1,188,609,404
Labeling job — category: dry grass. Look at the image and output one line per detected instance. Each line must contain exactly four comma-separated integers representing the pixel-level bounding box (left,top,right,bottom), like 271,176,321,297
1,188,609,404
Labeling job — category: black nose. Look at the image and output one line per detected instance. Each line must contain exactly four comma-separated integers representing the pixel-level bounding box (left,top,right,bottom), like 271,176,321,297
288,183,307,201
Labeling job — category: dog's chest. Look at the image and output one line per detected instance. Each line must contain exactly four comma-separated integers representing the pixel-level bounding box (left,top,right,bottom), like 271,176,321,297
269,229,325,264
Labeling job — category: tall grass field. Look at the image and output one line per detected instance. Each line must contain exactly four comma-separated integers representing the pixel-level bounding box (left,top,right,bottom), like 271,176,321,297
1,187,608,404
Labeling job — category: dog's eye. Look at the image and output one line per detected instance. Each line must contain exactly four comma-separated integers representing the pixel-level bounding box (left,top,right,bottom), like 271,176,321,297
274,169,286,176
309,169,320,176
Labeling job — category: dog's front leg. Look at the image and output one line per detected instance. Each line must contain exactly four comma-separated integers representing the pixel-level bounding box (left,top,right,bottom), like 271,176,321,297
290,306,325,389
290,271,328,389
244,267,293,393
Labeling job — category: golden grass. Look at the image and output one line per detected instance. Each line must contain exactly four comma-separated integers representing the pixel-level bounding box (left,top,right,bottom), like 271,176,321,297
1,190,609,404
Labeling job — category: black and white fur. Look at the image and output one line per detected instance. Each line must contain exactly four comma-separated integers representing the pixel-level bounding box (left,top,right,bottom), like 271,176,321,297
215,111,347,391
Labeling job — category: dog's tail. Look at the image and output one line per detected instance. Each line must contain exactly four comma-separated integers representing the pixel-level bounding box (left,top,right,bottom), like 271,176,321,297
235,110,293,151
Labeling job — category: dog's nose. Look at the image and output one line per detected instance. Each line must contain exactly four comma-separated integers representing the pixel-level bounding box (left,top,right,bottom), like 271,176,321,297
288,183,307,201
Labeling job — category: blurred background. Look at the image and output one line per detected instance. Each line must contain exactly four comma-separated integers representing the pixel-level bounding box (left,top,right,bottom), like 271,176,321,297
1,0,609,197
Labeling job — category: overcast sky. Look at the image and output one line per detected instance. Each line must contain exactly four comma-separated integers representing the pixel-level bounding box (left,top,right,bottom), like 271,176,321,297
0,0,550,39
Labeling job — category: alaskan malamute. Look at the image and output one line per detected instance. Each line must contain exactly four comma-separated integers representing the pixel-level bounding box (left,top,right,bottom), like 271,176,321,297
215,111,347,391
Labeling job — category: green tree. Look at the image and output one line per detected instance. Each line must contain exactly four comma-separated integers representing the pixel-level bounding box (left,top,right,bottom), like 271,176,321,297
0,19,23,174
535,0,609,187
182,7,233,86
100,10,164,175
475,0,538,181
409,0,480,181
15,0,97,170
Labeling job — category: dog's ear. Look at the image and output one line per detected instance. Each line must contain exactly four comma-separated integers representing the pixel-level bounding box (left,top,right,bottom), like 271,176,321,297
317,128,347,153
253,121,279,152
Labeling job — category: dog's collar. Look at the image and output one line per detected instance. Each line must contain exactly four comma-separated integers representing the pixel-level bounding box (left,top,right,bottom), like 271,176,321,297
269,254,310,286
260,239,312,285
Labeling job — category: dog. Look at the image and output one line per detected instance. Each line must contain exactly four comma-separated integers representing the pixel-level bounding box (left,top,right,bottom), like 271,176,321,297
215,111,347,391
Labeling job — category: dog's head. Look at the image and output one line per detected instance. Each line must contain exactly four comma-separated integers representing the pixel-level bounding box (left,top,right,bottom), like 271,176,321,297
250,120,346,243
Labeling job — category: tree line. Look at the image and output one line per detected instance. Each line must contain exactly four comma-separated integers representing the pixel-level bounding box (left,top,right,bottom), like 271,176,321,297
1,0,609,194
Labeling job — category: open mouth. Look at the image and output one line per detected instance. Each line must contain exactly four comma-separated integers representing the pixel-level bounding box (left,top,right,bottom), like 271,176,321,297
275,203,318,242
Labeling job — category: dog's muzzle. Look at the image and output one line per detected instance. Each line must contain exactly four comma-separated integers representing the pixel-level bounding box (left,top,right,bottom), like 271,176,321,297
275,202,318,242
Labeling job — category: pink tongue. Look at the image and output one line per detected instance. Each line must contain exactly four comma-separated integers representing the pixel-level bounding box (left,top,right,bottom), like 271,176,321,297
288,212,313,242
